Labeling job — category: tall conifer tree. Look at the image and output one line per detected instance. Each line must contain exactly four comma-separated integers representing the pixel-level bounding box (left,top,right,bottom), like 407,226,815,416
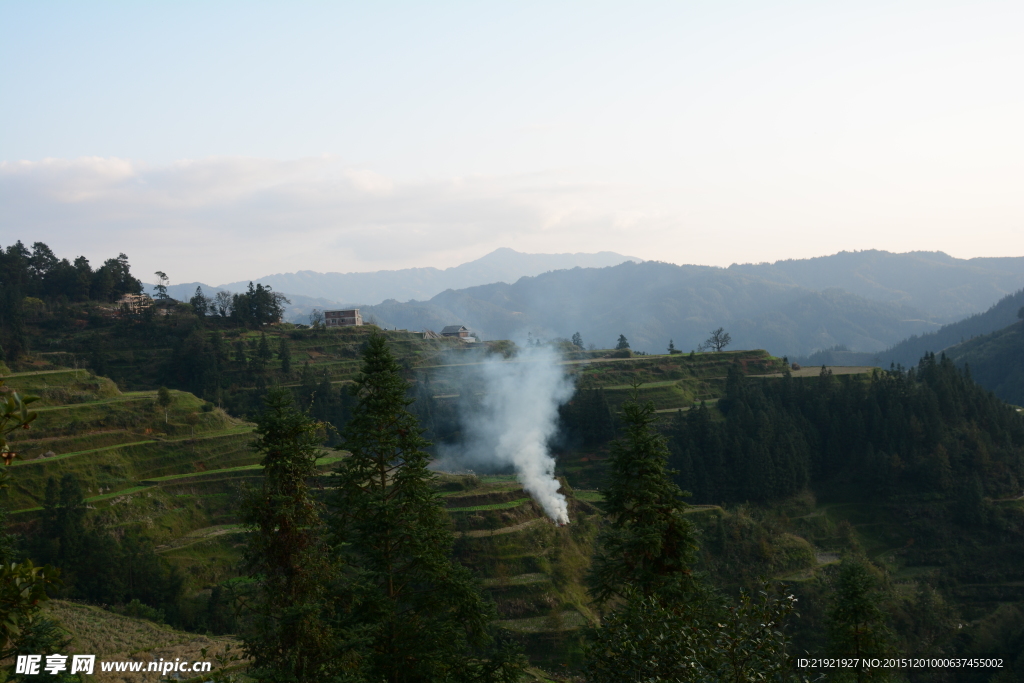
240,388,347,682
588,385,699,604
331,332,521,683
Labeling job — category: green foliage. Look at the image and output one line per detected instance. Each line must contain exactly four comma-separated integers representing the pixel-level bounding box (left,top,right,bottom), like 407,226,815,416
586,582,798,683
571,332,583,348
331,332,524,682
588,386,699,604
615,335,630,350
157,385,172,423
558,387,615,448
240,387,347,682
946,314,1024,406
671,354,1024,504
278,336,292,375
826,559,895,681
231,282,289,328
0,377,64,670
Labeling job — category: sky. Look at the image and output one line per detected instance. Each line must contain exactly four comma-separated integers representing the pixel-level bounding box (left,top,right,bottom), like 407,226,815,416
2,0,1022,284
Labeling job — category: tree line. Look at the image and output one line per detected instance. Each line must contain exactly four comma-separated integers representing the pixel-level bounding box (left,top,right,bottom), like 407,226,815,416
240,339,906,682
669,355,1024,506
0,241,143,363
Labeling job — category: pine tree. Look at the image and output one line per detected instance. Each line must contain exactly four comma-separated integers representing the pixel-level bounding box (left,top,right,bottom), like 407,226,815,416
240,388,348,682
586,386,797,682
255,332,274,371
278,337,292,375
588,385,699,604
615,334,630,350
331,332,522,683
827,558,894,682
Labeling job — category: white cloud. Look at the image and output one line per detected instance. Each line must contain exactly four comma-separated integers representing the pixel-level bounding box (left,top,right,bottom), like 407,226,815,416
2,153,1020,287
0,156,656,283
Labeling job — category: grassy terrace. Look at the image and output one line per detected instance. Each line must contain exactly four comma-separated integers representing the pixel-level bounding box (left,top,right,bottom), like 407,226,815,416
1,342,873,673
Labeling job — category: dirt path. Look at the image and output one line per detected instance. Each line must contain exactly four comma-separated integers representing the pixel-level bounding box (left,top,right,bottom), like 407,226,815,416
2,369,91,378
33,393,159,412
455,517,548,538
156,525,246,552
655,399,719,414
756,366,877,378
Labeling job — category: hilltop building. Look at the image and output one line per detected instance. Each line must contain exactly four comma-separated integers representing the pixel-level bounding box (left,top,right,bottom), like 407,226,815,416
441,325,476,341
116,293,153,316
325,309,363,327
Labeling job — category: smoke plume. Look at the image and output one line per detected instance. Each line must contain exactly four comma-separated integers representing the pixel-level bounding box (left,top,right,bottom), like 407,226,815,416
441,344,575,524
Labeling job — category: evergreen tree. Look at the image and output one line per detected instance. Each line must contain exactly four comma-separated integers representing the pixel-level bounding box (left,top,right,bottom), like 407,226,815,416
240,388,348,682
189,286,210,318
586,387,798,682
615,334,630,350
827,559,894,682
571,332,583,348
331,332,522,683
154,271,170,300
588,385,699,604
157,386,172,424
278,337,292,375
254,332,274,372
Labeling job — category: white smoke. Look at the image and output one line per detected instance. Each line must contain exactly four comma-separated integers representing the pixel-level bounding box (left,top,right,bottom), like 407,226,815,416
441,344,575,524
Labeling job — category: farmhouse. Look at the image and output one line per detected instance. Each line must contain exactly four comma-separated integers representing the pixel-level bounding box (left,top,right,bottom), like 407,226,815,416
324,309,363,327
441,325,475,341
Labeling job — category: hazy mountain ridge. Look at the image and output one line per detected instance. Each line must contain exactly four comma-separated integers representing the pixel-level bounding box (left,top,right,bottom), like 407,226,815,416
730,250,1024,323
358,260,947,356
795,287,1024,369
211,248,640,303
159,249,1024,359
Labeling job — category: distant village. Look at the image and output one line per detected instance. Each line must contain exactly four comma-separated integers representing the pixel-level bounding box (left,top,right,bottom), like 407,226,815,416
115,293,479,341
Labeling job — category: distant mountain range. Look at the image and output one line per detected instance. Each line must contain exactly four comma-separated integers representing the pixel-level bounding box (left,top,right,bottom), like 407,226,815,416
155,248,640,305
355,251,1024,357
155,248,1024,360
794,287,1024,369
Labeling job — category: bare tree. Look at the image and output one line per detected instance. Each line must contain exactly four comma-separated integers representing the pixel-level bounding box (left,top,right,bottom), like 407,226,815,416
699,327,731,352
214,290,233,317
309,308,324,329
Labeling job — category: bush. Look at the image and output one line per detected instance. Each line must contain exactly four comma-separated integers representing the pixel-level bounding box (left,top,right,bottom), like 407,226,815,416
112,599,166,624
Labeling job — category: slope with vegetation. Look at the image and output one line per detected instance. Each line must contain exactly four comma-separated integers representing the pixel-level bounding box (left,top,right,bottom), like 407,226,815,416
945,311,1024,406
6,238,1024,680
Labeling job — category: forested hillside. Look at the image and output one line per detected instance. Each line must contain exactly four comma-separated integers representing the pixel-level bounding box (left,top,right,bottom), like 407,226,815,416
5,238,1024,680
354,253,1024,357
945,314,1024,407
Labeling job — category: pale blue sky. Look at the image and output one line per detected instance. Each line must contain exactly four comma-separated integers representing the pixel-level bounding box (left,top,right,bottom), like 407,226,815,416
2,1,1022,282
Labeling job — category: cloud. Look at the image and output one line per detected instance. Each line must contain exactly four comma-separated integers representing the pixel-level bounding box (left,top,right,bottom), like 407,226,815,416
0,156,658,283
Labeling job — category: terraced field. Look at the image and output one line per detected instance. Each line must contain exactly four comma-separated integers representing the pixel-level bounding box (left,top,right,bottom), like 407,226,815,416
2,369,339,583
2,347,855,674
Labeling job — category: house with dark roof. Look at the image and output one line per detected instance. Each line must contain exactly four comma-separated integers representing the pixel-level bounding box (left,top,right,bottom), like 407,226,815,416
441,325,474,340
